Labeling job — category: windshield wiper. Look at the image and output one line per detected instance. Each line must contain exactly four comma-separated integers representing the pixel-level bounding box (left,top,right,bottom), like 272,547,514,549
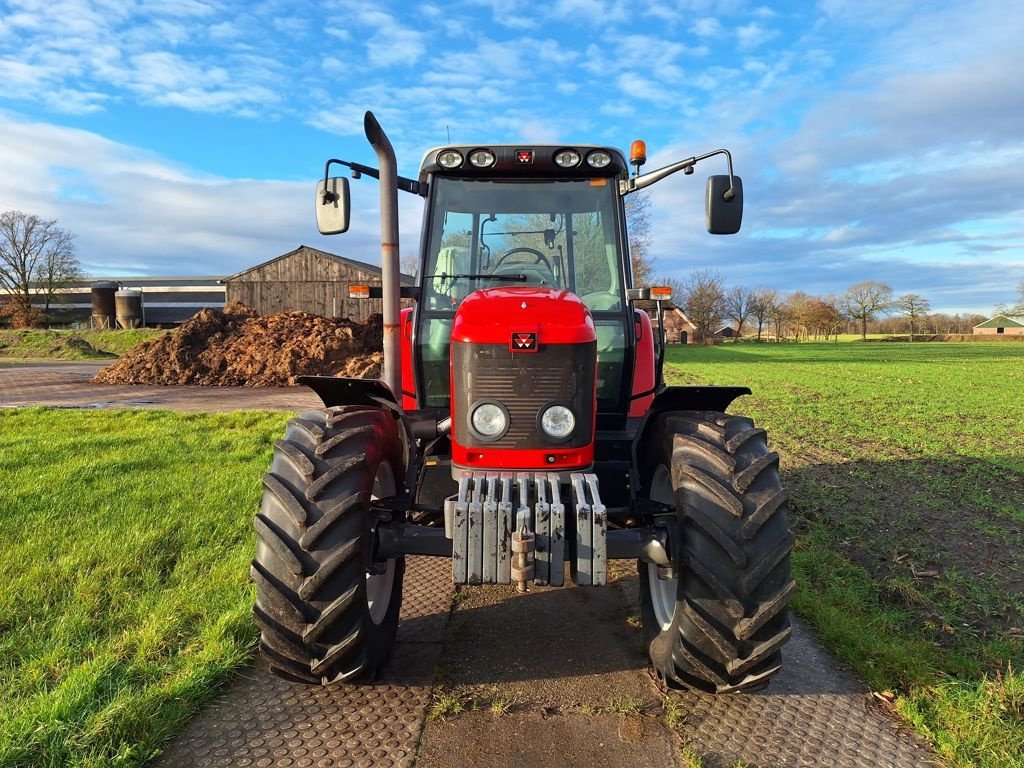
422,273,527,282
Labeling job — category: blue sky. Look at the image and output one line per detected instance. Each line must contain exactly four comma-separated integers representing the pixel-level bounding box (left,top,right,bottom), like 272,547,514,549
1,0,1022,314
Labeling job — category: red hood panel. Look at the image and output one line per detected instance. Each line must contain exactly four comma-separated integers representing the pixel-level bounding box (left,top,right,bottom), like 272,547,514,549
452,287,596,346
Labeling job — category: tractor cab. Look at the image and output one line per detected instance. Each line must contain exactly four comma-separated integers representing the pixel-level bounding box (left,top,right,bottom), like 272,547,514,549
414,146,633,422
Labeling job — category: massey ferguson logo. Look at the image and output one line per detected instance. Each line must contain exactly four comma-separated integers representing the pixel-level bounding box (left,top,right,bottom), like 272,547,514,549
511,331,537,351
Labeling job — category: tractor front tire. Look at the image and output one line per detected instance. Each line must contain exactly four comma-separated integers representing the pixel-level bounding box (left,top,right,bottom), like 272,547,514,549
640,410,795,693
251,406,405,684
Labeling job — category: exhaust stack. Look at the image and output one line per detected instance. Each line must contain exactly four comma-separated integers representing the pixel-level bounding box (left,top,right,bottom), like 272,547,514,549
363,111,402,406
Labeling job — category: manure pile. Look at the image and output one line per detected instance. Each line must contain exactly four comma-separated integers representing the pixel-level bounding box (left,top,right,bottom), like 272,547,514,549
94,302,382,386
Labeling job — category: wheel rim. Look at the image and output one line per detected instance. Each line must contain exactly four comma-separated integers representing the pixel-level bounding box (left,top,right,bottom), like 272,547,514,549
648,464,678,632
367,460,396,625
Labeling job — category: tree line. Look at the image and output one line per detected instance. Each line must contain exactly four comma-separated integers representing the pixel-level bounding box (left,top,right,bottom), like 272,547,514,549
661,271,1000,343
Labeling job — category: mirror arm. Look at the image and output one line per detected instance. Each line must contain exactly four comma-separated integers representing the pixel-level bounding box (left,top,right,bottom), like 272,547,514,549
322,158,426,198
620,148,736,200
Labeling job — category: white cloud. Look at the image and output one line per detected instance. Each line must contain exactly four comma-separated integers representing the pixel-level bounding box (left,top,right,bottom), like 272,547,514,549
691,17,722,37
352,8,426,68
736,22,776,50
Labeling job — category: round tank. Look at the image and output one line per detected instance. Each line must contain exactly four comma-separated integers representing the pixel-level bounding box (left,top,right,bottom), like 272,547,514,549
91,282,118,329
115,289,144,329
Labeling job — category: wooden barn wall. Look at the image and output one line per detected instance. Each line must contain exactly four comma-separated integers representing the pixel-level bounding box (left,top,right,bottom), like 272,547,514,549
225,249,388,321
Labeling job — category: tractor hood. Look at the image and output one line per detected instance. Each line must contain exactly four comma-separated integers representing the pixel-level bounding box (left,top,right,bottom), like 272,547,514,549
451,287,596,347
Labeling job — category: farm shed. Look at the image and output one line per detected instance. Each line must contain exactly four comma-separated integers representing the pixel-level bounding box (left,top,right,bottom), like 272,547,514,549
222,246,413,322
649,305,698,344
973,315,1024,336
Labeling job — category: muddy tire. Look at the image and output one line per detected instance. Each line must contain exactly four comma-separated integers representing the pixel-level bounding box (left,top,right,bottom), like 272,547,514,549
639,410,795,693
251,406,405,684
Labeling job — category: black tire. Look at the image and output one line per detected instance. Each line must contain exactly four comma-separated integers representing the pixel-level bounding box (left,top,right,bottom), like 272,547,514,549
251,406,405,684
639,410,795,693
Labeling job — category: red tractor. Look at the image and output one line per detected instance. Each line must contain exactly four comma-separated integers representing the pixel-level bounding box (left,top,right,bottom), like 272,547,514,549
252,112,794,694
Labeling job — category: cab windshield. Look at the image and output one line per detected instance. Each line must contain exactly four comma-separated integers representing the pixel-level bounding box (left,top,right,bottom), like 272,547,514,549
423,177,625,313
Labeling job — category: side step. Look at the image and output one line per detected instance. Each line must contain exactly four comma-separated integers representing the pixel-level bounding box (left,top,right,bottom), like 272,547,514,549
447,471,607,588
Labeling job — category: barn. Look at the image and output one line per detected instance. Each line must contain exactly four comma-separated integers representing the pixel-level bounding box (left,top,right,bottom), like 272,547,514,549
973,315,1024,336
221,245,413,322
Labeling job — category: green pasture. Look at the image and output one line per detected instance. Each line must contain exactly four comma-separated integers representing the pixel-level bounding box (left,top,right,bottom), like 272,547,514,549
0,329,165,360
665,341,1024,767
0,409,287,767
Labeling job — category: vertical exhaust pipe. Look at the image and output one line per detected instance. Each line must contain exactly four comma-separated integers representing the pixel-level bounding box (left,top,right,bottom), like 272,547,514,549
364,111,402,406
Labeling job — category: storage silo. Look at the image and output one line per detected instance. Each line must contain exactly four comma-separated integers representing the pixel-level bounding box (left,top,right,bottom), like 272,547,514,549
115,289,145,329
91,282,118,329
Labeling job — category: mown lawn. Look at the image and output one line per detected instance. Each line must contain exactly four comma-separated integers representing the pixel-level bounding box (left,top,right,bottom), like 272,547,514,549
665,341,1024,768
0,408,288,767
0,329,166,360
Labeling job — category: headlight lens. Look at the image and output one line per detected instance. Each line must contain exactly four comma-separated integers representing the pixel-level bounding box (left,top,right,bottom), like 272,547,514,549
471,402,508,437
586,150,612,168
437,150,463,169
554,149,581,168
468,149,495,168
540,405,575,438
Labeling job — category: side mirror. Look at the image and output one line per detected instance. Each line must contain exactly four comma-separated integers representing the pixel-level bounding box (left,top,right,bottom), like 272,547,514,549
315,176,350,234
705,175,743,235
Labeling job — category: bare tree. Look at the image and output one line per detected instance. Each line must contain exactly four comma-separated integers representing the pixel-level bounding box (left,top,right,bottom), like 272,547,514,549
624,193,654,286
749,288,779,341
724,286,753,341
994,280,1024,317
680,269,725,344
841,280,893,340
0,210,80,327
895,294,931,340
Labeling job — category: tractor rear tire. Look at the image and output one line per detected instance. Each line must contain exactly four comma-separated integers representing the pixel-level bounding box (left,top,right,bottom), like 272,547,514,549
251,406,405,684
639,410,795,693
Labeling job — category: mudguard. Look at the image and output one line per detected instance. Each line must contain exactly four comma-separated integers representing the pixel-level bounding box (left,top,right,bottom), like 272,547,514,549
297,375,401,412
647,384,750,415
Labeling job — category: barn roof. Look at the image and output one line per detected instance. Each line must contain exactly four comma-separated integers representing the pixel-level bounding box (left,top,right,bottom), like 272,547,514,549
221,245,414,284
973,314,1024,329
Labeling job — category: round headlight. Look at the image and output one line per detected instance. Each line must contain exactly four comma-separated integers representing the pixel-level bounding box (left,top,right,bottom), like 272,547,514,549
437,150,463,169
471,402,508,438
540,404,575,439
554,149,581,168
586,150,612,168
469,149,496,168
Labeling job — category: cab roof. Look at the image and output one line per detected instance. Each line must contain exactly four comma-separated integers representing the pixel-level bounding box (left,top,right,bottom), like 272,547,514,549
418,145,628,183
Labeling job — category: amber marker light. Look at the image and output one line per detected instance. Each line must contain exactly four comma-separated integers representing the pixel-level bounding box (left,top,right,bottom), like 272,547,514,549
349,285,370,299
650,285,672,302
629,139,647,167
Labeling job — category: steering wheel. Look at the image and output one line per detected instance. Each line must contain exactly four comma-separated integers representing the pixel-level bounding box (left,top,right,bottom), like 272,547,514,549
492,247,554,274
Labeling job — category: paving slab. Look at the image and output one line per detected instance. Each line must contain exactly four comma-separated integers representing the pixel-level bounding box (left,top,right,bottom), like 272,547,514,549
0,361,318,411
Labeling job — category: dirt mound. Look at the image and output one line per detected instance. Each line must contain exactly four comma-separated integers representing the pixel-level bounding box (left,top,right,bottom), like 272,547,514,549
94,301,383,386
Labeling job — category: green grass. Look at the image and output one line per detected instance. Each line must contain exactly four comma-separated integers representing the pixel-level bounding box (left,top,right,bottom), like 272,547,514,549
664,342,1024,768
0,329,165,360
0,408,288,767
429,690,468,721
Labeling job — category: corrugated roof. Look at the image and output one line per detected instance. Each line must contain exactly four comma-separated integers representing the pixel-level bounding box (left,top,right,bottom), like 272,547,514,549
973,315,1024,329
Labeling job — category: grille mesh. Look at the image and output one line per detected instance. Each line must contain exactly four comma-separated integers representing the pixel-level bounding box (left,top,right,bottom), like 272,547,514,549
453,341,595,449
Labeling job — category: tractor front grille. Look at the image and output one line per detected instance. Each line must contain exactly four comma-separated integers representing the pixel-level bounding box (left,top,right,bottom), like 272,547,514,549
452,341,596,450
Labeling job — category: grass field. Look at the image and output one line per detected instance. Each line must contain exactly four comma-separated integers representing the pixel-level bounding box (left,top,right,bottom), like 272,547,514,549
0,408,288,767
665,342,1024,767
0,329,165,360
